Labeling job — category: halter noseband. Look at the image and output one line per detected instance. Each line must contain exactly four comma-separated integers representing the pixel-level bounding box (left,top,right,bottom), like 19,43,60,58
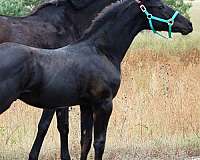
139,4,179,38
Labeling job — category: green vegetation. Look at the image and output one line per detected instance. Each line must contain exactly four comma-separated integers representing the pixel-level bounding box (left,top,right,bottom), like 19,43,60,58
165,0,192,18
0,0,41,16
0,0,192,17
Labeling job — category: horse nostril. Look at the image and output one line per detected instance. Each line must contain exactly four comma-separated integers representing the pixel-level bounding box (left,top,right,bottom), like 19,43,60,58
188,22,193,30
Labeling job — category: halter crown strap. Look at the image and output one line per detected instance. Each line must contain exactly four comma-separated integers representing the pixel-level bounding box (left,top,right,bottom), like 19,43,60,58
140,5,179,38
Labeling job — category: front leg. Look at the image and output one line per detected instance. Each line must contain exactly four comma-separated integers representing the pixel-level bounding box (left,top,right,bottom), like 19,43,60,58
93,99,113,160
29,109,55,160
56,108,71,160
80,105,93,160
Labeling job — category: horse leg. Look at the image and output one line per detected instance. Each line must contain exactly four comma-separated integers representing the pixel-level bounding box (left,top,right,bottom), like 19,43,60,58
93,99,113,160
29,109,55,160
56,108,71,160
80,105,93,160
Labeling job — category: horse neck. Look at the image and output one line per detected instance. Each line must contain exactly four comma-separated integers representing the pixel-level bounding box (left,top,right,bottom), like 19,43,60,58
83,1,146,66
24,2,68,26
67,0,117,36
25,0,117,35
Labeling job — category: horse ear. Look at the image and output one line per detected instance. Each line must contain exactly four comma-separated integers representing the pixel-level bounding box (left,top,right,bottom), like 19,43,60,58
135,0,146,4
69,0,94,9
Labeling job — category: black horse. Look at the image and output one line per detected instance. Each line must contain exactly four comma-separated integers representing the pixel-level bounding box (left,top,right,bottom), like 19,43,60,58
0,0,192,159
0,0,117,159
0,0,116,48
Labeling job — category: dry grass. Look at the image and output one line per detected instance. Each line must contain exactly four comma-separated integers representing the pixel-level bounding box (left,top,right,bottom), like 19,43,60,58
0,1,200,160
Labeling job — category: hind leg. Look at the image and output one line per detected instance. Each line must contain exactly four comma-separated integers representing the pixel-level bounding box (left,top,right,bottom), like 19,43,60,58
29,109,55,160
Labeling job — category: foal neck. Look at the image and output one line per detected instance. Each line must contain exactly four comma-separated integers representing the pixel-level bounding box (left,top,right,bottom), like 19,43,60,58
82,1,146,65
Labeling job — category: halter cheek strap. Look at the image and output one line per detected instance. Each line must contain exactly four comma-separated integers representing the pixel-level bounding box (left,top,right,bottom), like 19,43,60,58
140,5,179,38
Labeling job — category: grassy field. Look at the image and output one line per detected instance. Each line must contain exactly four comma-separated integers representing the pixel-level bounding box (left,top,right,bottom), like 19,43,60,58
0,1,200,160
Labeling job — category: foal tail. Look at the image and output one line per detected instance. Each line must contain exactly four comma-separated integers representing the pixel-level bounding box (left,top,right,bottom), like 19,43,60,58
0,43,31,114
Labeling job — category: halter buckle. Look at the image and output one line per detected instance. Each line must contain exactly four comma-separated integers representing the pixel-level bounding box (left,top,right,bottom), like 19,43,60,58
140,5,146,12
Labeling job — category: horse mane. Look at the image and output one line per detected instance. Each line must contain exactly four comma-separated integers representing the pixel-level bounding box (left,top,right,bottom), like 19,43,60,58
22,0,67,17
80,0,131,40
24,0,98,17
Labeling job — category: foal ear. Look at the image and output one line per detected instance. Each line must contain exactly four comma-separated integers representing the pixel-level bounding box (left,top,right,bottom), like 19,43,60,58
135,0,143,4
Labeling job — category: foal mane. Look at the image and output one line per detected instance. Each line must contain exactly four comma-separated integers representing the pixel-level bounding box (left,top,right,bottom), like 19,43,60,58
80,0,133,40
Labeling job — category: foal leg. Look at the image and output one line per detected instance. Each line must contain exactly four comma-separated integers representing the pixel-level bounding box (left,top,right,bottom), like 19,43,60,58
93,99,113,160
80,105,93,160
29,109,55,160
56,108,71,160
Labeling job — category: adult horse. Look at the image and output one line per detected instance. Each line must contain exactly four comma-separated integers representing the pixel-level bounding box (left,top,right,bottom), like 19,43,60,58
0,0,117,159
0,0,116,49
0,0,192,159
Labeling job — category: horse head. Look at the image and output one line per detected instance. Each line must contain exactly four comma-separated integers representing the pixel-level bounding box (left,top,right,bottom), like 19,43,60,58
138,0,193,36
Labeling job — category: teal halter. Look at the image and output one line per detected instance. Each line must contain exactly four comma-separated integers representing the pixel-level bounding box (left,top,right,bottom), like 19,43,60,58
140,5,179,38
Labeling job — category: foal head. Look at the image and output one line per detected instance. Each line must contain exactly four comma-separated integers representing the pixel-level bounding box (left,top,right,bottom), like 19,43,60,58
138,0,193,35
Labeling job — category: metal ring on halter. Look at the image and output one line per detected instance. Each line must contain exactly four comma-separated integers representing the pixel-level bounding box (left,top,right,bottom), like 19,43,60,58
147,14,152,20
168,19,174,26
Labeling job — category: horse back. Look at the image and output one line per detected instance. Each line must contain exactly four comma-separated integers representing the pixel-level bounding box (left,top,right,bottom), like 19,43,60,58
0,15,64,48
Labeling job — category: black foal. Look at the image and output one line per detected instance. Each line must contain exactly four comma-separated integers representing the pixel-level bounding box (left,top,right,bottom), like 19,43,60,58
0,0,117,159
